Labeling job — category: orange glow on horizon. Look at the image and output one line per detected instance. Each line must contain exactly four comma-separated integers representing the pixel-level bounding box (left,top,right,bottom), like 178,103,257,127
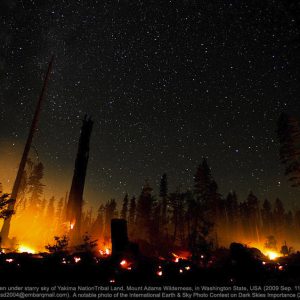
264,250,280,260
18,245,36,254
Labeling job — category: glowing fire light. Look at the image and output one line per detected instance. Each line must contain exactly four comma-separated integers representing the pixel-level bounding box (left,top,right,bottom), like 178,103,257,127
18,245,36,254
5,258,14,263
74,256,81,263
171,252,188,263
99,248,111,256
120,259,133,270
157,270,163,277
265,250,280,261
120,260,127,266
179,269,183,273
109,279,115,283
185,266,191,271
278,265,284,271
250,243,282,261
70,223,75,230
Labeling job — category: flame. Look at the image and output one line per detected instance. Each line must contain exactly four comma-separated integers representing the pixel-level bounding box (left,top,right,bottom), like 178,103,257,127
18,245,36,254
70,222,75,230
265,250,280,260
120,259,127,267
171,252,188,263
99,247,111,256
5,258,14,263
74,256,81,263
247,242,282,261
120,259,133,270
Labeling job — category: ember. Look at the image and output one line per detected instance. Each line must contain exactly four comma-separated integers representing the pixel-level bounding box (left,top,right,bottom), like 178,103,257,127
74,256,81,263
171,252,188,263
99,248,111,256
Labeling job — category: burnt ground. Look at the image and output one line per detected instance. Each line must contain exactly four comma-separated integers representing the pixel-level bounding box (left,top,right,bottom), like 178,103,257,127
1,248,300,286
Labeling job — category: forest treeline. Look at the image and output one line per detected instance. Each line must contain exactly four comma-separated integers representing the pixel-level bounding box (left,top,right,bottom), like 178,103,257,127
1,111,300,257
2,155,300,257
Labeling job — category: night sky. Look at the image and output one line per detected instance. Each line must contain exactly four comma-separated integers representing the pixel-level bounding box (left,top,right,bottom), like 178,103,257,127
0,0,300,211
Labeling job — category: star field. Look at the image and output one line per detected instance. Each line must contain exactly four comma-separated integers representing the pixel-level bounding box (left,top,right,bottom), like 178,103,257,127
0,0,300,209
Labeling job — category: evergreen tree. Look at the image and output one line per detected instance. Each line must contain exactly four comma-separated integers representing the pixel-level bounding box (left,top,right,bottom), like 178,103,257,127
225,191,239,240
128,196,136,237
187,159,216,260
82,207,93,234
92,204,104,240
261,199,273,236
17,169,28,212
76,233,98,253
120,194,129,220
159,174,168,234
128,196,136,226
265,235,277,250
45,235,69,254
135,181,155,241
40,197,47,216
246,191,260,241
46,196,56,223
169,190,185,245
194,158,212,199
56,198,64,222
149,197,161,245
0,194,15,219
27,162,45,212
104,199,117,241
274,198,285,237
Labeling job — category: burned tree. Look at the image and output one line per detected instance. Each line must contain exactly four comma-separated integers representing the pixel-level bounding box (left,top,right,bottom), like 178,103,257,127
111,219,129,257
66,115,93,245
0,57,53,246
